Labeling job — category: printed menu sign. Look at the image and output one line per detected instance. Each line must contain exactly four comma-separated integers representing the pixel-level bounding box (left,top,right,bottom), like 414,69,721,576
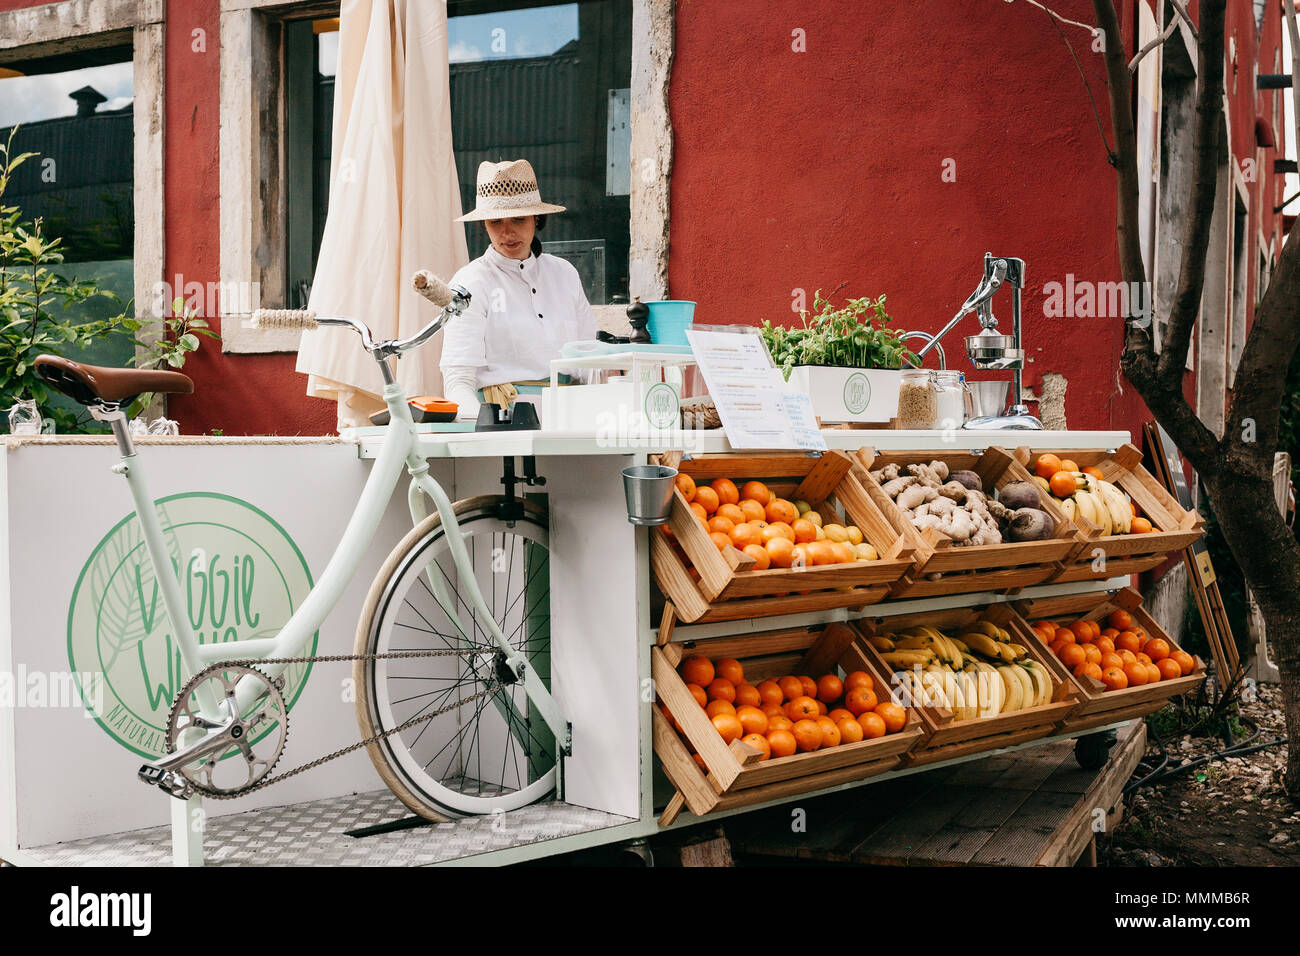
685,329,827,451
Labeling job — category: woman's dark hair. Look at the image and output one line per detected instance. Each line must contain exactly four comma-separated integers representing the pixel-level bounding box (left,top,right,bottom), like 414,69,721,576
529,214,547,257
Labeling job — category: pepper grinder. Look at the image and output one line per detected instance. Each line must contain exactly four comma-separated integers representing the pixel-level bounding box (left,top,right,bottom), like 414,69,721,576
627,296,651,345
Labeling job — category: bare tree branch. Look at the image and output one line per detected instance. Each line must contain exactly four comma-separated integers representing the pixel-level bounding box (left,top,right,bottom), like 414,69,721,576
1168,0,1198,40
1129,16,1178,73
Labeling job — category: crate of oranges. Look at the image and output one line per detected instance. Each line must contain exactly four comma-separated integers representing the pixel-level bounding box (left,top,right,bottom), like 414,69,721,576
852,603,1078,766
648,449,916,623
1021,444,1205,584
1010,587,1206,734
651,623,923,819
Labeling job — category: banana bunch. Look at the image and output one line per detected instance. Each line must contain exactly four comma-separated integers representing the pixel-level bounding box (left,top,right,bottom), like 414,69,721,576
1055,473,1133,535
876,619,1052,719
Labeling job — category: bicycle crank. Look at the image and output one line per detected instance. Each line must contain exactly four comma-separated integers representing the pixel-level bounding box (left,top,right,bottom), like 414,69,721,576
138,649,500,801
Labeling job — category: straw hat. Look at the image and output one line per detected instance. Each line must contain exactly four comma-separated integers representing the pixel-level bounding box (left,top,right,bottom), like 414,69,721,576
456,159,566,222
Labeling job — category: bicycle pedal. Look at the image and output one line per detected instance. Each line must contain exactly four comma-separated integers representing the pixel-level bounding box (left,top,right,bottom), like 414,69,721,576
138,764,194,800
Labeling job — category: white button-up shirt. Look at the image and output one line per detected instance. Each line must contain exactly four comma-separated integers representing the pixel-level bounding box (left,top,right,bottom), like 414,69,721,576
439,244,597,386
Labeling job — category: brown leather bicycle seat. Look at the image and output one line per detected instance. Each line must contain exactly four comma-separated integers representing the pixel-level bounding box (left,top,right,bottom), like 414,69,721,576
34,354,195,406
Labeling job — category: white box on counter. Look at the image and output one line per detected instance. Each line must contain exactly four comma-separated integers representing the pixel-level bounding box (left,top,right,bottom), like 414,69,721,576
784,366,903,423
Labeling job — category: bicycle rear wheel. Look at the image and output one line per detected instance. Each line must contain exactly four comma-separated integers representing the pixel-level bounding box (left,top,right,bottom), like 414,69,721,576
354,495,554,820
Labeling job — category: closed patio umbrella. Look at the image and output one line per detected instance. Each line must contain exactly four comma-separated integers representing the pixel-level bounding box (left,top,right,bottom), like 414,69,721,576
296,0,468,429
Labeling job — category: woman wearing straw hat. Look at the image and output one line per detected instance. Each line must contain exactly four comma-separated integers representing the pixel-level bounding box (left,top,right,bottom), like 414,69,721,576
440,159,596,421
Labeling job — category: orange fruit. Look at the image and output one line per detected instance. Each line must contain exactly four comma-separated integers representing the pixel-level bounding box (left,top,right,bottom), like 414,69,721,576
827,707,855,724
845,686,879,715
1082,644,1102,666
785,695,819,721
736,705,769,736
1115,630,1141,653
1118,648,1137,666
1171,650,1195,676
705,699,735,718
674,473,697,501
777,676,804,701
1082,466,1105,480
1135,652,1152,665
686,683,708,708
1074,661,1103,683
806,540,837,566
1069,620,1093,643
742,543,772,569
680,655,714,686
694,485,720,515
836,716,865,744
765,498,798,525
815,715,841,748
659,703,682,733
1100,666,1128,691
791,518,817,543
1144,662,1162,684
1050,472,1078,499
715,658,744,684
1096,637,1116,656
1099,652,1124,672
756,679,784,707
711,478,739,506
716,503,745,525
1033,620,1057,632
1101,627,1119,638
708,531,733,551
792,719,822,752
761,703,785,719
712,713,744,744
815,699,829,716
689,501,708,524
740,733,771,761
829,541,856,564
1108,609,1133,630
740,481,771,506
766,729,797,758
693,753,707,771
706,678,736,703
857,711,888,739
761,521,796,544
733,683,761,708
1157,658,1182,681
767,714,794,734
738,498,767,522
875,701,907,733
1144,638,1170,662
1059,644,1087,670
1130,517,1154,533
730,522,764,550
816,673,844,703
1058,458,1080,474
1034,453,1062,479
1053,627,1076,645
707,515,736,536
1123,662,1148,687
791,543,812,569
844,671,874,692
1049,639,1071,657
797,676,818,697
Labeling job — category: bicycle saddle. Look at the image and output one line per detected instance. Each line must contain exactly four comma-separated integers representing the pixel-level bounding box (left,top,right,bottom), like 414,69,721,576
34,354,194,406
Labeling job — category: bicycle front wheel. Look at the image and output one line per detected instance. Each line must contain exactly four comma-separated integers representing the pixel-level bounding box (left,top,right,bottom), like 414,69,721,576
354,495,555,820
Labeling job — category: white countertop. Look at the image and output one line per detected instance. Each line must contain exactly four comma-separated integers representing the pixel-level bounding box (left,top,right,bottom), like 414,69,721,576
351,427,1131,460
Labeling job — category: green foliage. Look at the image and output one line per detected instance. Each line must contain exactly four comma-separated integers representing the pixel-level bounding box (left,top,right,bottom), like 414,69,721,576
759,290,916,380
124,296,218,418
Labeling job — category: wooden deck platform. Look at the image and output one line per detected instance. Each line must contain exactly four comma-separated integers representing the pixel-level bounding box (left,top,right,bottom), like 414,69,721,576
726,719,1145,866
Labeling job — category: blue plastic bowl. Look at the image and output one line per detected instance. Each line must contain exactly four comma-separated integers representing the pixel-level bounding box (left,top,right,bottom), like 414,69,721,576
644,300,697,346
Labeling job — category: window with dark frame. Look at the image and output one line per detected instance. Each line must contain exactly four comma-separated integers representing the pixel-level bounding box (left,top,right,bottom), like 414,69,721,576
284,0,633,309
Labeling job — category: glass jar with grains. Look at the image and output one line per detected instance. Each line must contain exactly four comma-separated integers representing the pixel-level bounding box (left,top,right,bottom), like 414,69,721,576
897,368,938,429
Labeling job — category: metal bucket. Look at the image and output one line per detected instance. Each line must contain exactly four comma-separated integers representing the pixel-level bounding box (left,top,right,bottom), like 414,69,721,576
622,464,679,525
967,380,1010,418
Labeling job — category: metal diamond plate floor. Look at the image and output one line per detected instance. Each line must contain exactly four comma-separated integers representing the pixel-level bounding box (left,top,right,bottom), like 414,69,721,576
18,791,636,866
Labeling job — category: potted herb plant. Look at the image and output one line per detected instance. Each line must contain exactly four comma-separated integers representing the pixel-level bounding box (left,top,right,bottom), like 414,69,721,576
759,291,915,423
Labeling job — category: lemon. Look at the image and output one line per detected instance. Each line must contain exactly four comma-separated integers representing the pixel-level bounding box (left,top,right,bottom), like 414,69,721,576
804,510,823,527
794,499,812,515
823,524,849,543
846,525,864,545
854,543,879,561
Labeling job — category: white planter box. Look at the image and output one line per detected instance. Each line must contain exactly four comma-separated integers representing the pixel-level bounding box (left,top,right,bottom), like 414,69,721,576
785,366,902,423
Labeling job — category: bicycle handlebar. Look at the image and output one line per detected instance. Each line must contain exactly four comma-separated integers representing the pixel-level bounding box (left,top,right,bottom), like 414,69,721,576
250,308,319,331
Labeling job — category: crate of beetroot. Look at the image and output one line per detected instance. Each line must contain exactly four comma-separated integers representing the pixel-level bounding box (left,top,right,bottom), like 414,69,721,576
651,623,924,821
1009,587,1206,734
857,447,1083,599
648,449,916,623
1019,444,1204,583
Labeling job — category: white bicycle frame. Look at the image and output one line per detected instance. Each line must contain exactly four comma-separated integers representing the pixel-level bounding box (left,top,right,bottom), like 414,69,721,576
111,310,568,791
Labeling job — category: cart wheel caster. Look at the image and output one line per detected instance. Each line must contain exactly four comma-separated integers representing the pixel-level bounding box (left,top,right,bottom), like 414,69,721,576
621,839,654,867
1075,730,1116,770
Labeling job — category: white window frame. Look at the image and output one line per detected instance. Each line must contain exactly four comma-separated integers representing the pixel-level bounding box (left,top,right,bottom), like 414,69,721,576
221,0,673,354
0,0,167,367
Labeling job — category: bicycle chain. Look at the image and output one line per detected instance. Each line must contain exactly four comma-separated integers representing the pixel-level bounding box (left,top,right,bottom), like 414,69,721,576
175,648,501,800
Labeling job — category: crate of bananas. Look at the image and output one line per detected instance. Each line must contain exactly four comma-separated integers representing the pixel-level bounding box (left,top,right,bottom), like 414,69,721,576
854,609,1078,761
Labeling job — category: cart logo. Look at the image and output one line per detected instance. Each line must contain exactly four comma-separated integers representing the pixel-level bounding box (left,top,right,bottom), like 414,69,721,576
644,382,679,429
67,493,316,759
843,373,871,415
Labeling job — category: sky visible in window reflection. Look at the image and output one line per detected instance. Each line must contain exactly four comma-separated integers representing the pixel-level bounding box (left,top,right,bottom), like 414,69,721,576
0,61,133,128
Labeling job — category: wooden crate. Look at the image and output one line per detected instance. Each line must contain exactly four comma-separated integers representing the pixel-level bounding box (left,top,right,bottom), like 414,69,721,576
652,623,924,819
856,446,1084,599
1011,587,1207,734
649,449,915,623
1018,444,1205,584
853,603,1079,766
